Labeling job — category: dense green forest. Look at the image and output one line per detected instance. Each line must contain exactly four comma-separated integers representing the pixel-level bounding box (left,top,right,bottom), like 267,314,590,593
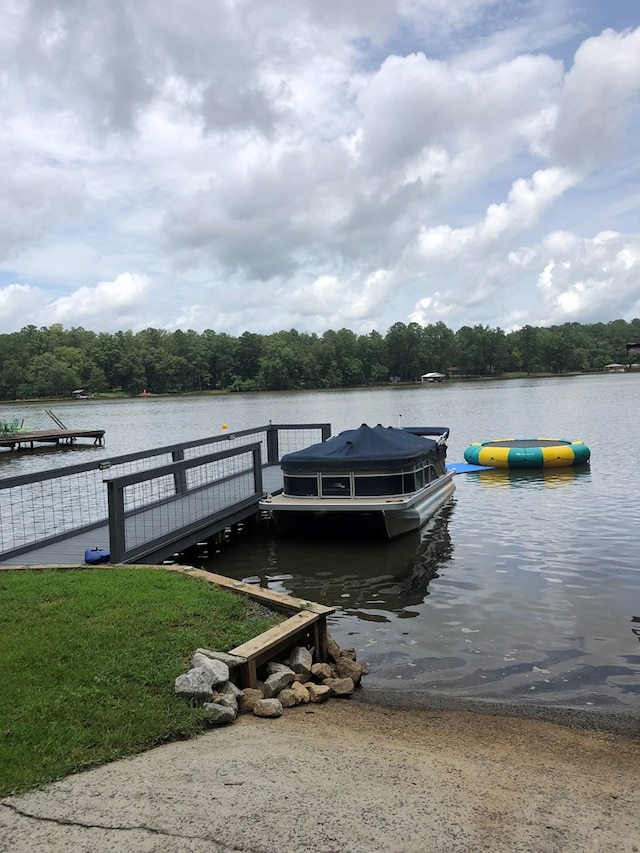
1,319,639,400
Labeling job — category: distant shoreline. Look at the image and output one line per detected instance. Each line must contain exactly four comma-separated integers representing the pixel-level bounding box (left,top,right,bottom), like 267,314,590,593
2,368,639,407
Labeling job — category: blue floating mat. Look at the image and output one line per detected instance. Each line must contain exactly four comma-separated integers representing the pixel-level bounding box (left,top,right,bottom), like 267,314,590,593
447,462,494,473
85,548,110,564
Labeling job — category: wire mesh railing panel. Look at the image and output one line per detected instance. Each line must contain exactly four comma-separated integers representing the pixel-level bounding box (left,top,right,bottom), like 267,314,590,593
0,469,107,553
0,457,179,555
185,452,253,490
0,424,328,559
106,454,175,478
121,474,177,514
276,427,326,457
123,472,255,552
189,430,269,465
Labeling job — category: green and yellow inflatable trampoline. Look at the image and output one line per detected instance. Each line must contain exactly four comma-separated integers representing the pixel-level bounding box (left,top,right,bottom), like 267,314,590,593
463,437,590,469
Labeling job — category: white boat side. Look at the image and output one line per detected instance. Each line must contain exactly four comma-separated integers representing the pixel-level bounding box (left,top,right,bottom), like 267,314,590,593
260,469,455,539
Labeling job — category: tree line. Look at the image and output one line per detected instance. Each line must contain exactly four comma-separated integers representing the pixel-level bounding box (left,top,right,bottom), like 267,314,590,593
0,319,639,400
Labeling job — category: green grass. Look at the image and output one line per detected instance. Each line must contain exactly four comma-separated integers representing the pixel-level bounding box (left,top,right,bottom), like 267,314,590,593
0,567,281,796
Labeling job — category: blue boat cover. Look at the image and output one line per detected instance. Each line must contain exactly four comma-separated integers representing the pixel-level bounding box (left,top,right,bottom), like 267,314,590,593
281,424,447,472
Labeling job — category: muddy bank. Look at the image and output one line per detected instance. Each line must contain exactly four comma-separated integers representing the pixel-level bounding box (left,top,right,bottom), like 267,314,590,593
356,687,640,736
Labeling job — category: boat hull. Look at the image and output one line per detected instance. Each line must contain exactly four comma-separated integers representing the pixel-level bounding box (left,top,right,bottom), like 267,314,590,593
260,470,455,539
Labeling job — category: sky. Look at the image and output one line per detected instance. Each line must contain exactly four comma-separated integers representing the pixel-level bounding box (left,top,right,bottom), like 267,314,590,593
1,0,639,338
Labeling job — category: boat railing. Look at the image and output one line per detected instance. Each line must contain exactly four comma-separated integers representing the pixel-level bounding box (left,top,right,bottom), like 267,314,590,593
402,426,450,443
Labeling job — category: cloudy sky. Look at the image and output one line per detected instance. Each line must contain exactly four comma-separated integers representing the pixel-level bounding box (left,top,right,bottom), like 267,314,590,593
1,0,639,337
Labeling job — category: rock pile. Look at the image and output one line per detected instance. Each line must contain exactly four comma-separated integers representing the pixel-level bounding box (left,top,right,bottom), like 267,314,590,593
174,634,364,724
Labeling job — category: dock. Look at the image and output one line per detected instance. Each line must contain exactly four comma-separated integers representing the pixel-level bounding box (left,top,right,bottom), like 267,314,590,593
0,428,105,450
0,463,284,566
0,423,330,566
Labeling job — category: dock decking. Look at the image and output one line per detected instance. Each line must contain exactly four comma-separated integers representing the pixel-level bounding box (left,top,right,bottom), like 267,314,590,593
0,429,105,450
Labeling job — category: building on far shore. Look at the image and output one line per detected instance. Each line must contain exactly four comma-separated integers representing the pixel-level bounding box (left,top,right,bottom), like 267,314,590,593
626,339,640,359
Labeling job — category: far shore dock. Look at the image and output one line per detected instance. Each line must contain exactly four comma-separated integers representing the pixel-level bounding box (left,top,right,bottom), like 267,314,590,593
0,428,105,451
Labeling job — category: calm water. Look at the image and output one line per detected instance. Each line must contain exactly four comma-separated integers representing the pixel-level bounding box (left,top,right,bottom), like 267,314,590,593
2,375,639,711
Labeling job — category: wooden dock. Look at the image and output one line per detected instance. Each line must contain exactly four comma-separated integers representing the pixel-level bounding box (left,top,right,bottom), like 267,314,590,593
0,428,105,450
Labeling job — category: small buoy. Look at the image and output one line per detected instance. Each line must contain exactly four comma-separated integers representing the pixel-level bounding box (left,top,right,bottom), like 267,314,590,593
221,423,228,430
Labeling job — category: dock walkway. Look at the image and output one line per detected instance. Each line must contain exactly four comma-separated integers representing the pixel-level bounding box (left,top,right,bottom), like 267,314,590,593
0,465,283,566
0,423,328,566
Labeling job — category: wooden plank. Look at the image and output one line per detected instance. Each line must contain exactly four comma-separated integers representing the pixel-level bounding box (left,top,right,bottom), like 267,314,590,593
230,610,319,659
176,567,334,616
230,611,321,688
314,615,329,661
163,566,334,688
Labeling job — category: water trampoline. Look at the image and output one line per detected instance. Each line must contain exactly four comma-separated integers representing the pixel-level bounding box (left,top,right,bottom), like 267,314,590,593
463,437,590,469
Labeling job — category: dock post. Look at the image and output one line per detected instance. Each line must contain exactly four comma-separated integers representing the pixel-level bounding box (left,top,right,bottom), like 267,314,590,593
315,615,329,662
171,449,187,494
106,481,126,563
266,424,279,465
252,446,263,494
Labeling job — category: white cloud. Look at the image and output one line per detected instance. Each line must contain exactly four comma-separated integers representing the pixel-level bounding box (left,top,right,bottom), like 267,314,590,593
0,2,639,337
536,231,640,322
551,27,640,167
417,224,473,260
345,269,397,319
0,284,44,332
478,168,579,242
413,167,578,267
408,291,458,326
0,165,85,261
357,50,562,182
42,273,153,331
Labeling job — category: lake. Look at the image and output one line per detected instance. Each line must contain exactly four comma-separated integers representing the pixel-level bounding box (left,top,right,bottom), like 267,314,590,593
2,375,639,712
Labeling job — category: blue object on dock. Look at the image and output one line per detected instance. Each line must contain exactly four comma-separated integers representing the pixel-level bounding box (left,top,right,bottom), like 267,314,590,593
85,548,110,564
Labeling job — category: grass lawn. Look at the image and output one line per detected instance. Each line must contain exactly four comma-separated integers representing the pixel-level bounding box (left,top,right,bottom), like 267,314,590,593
0,567,282,797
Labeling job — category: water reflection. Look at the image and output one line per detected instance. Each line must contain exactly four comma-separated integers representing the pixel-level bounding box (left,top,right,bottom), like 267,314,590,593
471,466,591,490
0,442,104,469
202,506,455,621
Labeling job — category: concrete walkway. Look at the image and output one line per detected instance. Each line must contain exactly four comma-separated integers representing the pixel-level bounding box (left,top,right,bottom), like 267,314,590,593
1,699,639,853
